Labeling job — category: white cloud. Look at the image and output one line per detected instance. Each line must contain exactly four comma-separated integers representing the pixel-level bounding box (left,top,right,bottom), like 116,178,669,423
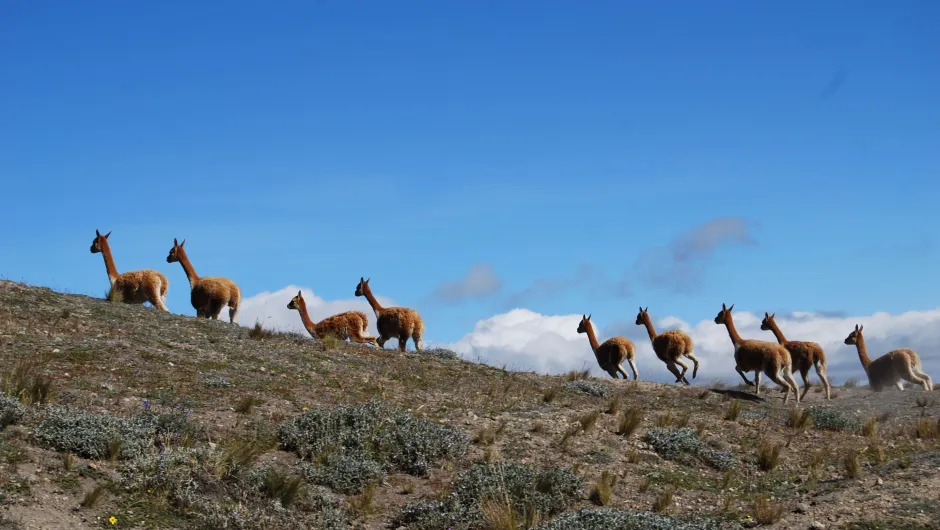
236,285,400,345
441,307,940,386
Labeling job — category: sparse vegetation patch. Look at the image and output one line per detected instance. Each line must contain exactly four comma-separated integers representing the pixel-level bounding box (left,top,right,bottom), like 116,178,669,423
393,462,584,529
537,507,731,530
644,427,738,471
33,406,157,460
564,380,609,397
807,406,862,431
0,392,27,429
278,399,470,479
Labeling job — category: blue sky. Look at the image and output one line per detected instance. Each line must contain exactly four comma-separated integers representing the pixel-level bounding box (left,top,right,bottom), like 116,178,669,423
1,1,938,356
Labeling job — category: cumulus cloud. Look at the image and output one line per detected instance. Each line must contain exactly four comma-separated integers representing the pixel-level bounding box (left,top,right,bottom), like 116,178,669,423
502,265,631,309
236,285,399,344
634,217,759,294
426,263,502,304
442,306,940,386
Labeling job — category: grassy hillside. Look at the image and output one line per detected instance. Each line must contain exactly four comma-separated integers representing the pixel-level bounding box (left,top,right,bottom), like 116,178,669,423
1,280,938,529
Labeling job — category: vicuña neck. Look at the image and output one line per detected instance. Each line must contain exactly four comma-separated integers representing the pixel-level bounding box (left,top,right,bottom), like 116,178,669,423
361,284,385,316
584,322,601,352
175,247,200,289
641,315,657,342
855,334,873,369
99,239,120,285
766,320,788,344
722,313,744,347
295,298,319,337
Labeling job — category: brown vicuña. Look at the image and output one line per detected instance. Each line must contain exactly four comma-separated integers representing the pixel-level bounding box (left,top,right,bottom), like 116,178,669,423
843,324,933,392
287,290,379,346
166,238,241,323
713,303,800,404
90,229,170,311
635,306,698,385
354,277,425,352
760,312,831,400
577,314,638,380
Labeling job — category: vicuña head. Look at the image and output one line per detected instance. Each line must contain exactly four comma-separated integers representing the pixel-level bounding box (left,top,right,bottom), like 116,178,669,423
759,312,776,331
90,230,111,254
166,238,186,263
287,290,303,311
576,314,638,380
353,276,425,352
843,324,862,345
713,303,734,325
89,229,170,311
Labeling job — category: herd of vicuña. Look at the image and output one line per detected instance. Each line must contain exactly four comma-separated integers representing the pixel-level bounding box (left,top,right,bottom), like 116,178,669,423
89,229,933,404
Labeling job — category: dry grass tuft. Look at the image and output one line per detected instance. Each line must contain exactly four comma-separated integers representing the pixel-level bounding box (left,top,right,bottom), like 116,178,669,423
80,484,106,508
786,408,812,430
756,439,784,471
321,334,342,351
653,487,674,513
843,449,861,478
724,400,742,421
589,470,618,506
753,493,784,524
578,410,600,432
617,406,643,438
605,394,623,415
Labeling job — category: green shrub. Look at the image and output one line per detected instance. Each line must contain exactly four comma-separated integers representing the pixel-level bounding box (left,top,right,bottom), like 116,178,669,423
644,427,738,471
33,406,155,460
564,380,609,397
0,392,27,429
393,462,584,529
419,347,459,360
277,399,470,478
807,407,861,431
304,452,387,494
537,507,734,529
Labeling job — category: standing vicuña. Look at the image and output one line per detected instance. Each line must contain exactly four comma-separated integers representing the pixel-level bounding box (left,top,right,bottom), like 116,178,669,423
90,229,170,311
843,324,933,392
760,312,832,400
577,314,638,380
714,303,800,404
287,291,379,346
635,306,698,385
166,238,241,323
354,277,424,352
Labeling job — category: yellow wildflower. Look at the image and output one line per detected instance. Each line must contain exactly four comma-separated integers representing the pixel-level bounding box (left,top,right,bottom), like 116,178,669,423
109,516,118,525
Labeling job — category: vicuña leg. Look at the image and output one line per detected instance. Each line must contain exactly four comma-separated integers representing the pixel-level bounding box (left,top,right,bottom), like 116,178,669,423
149,282,169,312
815,361,832,400
665,362,685,385
411,330,423,352
798,368,812,400
912,365,933,391
673,358,691,385
397,333,409,352
901,363,931,391
606,367,622,379
626,359,639,381
229,304,239,324
736,366,755,387
753,371,762,396
686,352,700,379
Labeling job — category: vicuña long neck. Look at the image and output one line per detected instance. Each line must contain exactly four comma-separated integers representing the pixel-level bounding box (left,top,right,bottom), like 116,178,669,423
584,323,601,352
295,299,319,337
99,240,120,285
722,313,744,347
362,285,385,316
176,247,200,289
766,320,788,344
641,315,657,342
855,334,873,369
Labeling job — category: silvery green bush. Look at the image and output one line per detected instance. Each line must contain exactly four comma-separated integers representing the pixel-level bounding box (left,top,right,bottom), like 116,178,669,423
277,399,470,478
644,427,738,471
564,380,609,397
807,406,860,431
33,405,155,459
537,508,735,530
392,462,584,529
0,391,26,428
303,451,386,494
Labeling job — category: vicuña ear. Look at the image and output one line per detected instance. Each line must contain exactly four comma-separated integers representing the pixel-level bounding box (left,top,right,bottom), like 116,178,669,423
180,239,185,247
764,312,769,318
859,324,863,332
96,229,101,237
104,231,111,239
297,290,302,296
644,306,648,312
173,238,179,246
728,304,734,311
587,314,592,320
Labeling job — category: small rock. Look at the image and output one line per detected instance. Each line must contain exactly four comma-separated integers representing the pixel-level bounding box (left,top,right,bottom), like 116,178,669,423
875,477,884,486
810,522,826,530
794,502,810,514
